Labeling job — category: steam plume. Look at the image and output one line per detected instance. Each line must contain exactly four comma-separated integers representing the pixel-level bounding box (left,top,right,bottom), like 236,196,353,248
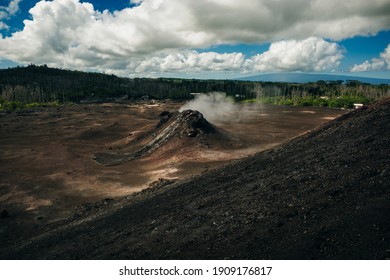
179,92,263,123
179,92,237,123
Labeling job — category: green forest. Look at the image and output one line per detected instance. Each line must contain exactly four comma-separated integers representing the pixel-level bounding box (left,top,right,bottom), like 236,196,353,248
1,64,389,110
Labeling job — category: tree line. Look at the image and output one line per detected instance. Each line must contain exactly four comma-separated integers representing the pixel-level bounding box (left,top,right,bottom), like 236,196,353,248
1,64,389,106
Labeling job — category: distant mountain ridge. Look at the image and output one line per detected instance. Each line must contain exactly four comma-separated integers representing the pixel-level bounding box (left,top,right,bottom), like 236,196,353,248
238,73,390,85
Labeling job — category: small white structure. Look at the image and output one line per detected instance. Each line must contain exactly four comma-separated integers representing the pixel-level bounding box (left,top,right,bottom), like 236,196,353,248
354,103,364,109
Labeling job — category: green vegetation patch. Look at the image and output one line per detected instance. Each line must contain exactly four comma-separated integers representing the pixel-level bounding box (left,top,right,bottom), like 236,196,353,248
0,100,61,111
244,95,373,109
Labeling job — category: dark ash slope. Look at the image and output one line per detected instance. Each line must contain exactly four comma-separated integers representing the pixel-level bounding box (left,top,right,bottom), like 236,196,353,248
2,99,390,260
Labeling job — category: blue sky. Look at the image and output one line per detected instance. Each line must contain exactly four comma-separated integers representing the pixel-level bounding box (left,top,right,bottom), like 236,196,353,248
0,0,389,79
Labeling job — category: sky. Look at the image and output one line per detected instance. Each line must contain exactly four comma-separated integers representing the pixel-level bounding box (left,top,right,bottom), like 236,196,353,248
0,0,389,79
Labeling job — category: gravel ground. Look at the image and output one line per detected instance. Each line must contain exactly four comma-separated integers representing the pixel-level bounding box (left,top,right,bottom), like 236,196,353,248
1,99,389,259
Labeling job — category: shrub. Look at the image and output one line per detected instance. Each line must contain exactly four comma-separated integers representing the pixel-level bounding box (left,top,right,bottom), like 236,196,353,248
0,100,61,111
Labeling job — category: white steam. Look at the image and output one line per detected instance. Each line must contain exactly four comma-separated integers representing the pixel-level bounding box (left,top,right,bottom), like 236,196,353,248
179,92,260,123
179,92,236,123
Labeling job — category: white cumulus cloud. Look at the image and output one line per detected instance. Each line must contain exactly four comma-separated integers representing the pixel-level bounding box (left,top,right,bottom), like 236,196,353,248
350,59,385,72
135,51,245,74
245,37,343,72
0,21,8,30
380,44,390,69
351,44,390,72
0,0,22,30
0,0,388,76
132,38,343,75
